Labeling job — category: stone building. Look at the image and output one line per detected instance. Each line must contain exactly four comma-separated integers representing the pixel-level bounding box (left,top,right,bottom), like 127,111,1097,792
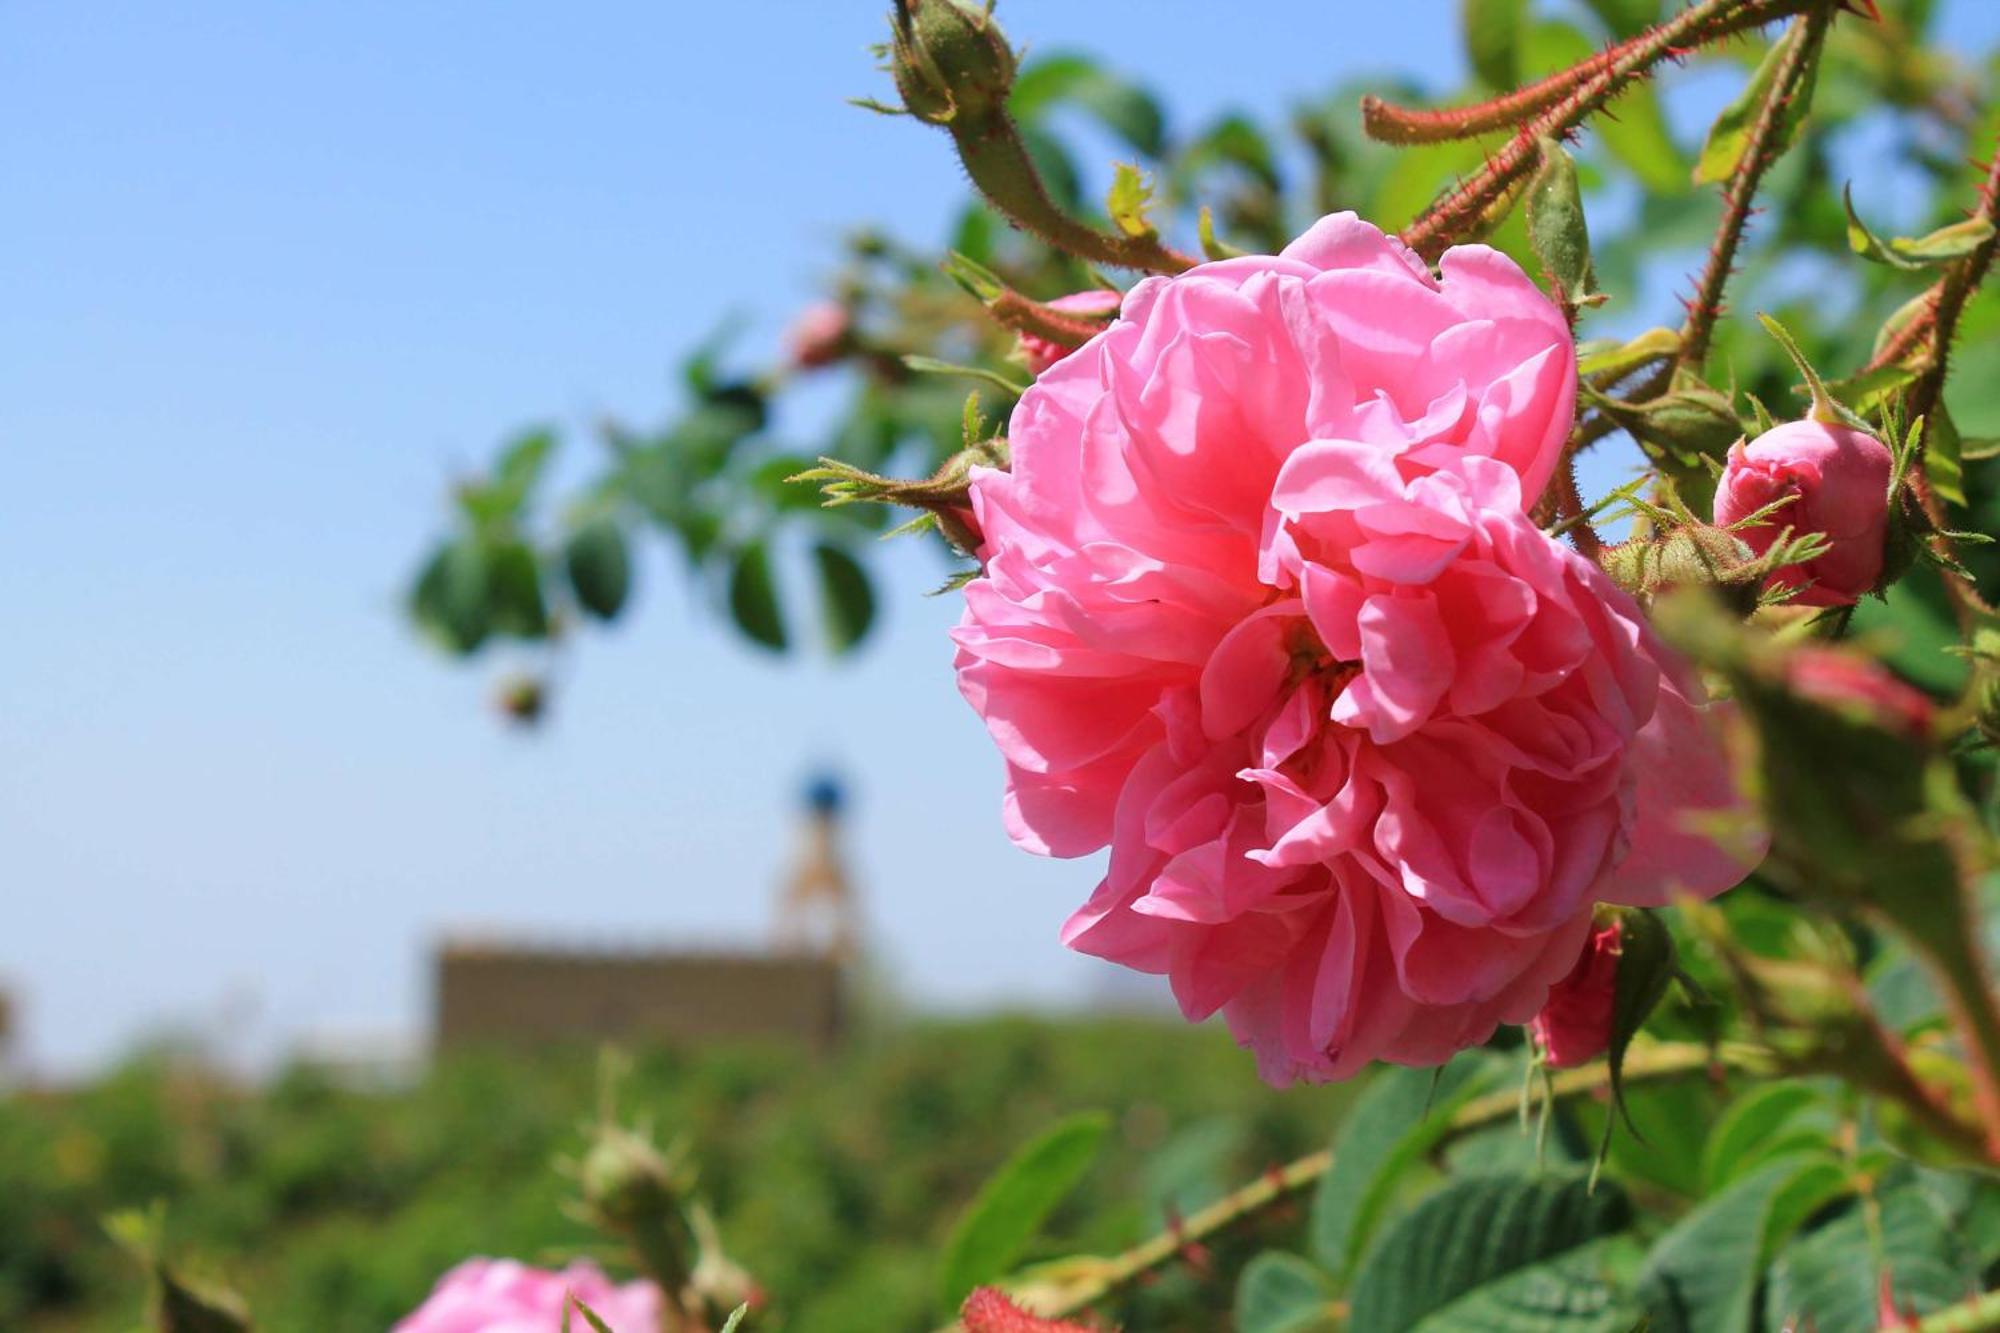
432,774,859,1054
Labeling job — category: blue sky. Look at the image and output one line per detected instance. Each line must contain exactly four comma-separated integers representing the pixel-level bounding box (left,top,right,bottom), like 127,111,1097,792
3,2,1995,1073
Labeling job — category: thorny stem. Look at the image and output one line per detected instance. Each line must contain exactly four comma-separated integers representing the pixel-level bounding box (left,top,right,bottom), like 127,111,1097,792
1399,0,1825,261
986,289,1114,350
1679,8,1833,374
1001,1042,1771,1326
1363,0,1811,145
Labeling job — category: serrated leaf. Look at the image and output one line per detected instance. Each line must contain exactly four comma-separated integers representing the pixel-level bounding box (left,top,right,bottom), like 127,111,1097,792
1347,1172,1631,1333
564,518,632,622
1763,1178,1980,1333
939,1111,1110,1312
1694,25,1816,187
1526,139,1601,310
812,543,875,654
1310,1055,1505,1280
1639,1154,1850,1333
1235,1252,1342,1333
727,541,786,652
1410,1234,1646,1332
1464,0,1529,88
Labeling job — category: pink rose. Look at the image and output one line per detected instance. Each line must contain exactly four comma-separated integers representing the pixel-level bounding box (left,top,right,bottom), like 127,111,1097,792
1785,647,1932,738
393,1259,663,1333
953,215,1757,1083
785,301,851,369
1712,419,1892,606
1529,920,1622,1068
1019,289,1122,375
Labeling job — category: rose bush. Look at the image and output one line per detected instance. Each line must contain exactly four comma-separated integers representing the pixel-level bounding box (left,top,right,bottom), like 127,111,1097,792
953,215,1759,1083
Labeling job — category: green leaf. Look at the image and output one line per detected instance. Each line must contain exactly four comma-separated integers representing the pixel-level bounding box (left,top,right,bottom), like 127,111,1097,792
1579,0,1659,37
938,1111,1111,1312
1346,1172,1631,1333
1930,402,1968,508
1845,186,1996,271
1463,0,1528,89
1577,327,1678,382
1525,139,1601,310
1699,1083,1831,1191
564,518,632,622
727,541,786,652
1763,1178,1980,1333
409,540,492,655
1410,1234,1647,1332
1010,53,1165,157
718,1305,749,1333
1639,1154,1850,1333
812,543,875,655
1235,1252,1342,1333
487,541,550,639
1309,1056,1505,1280
1106,162,1157,239
1694,25,1816,187
901,355,1028,397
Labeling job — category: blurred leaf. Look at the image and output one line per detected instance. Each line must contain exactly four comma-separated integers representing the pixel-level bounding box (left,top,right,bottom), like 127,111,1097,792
1763,1178,1980,1332
1234,1252,1341,1333
1930,402,1968,509
1694,26,1816,187
1638,1154,1849,1333
1346,1172,1631,1333
564,1295,615,1333
1699,1083,1831,1191
409,540,491,655
1844,186,1995,271
1579,0,1660,37
487,542,549,639
938,1111,1110,1312
1410,1234,1646,1332
812,543,875,655
1011,53,1166,158
563,518,632,622
1847,567,1967,694
727,541,786,652
1309,1055,1504,1280
1464,0,1529,88
718,1307,748,1333
1020,124,1082,212
1179,113,1281,192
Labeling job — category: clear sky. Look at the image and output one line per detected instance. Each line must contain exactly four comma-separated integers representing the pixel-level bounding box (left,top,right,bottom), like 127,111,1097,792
4,2,1996,1074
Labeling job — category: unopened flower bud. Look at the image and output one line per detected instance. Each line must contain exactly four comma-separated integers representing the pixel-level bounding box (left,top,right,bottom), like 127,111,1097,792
961,1288,1098,1333
1713,419,1892,607
1018,290,1121,375
1784,647,1932,739
785,301,852,370
579,1126,682,1230
889,0,1017,127
1530,919,1623,1069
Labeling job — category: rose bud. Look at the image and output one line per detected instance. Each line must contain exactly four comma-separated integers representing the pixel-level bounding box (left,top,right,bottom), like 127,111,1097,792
785,301,852,370
1712,419,1892,607
1530,919,1623,1069
1018,289,1121,375
1784,647,1933,739
392,1259,662,1333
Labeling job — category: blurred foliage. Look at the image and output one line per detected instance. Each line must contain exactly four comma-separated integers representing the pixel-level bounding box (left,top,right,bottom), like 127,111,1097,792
0,1018,1349,1332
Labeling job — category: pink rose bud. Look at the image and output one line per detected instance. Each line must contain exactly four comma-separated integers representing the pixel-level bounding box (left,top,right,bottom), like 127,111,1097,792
962,1287,1101,1333
785,301,852,370
1018,289,1121,375
1785,647,1933,739
1712,419,1893,607
1530,920,1623,1069
392,1258,662,1333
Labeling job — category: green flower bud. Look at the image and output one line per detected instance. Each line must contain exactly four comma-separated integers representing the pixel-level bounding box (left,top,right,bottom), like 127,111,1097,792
889,0,1017,127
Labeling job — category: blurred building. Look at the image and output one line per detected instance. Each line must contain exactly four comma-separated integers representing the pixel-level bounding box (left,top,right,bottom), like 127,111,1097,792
432,773,859,1055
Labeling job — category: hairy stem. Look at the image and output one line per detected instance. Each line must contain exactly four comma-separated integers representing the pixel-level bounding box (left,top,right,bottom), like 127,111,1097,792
950,126,1197,274
1679,7,1832,373
1364,0,1810,145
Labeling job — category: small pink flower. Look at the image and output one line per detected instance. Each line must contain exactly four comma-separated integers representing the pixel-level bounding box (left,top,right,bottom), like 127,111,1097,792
785,301,851,369
1712,419,1893,606
953,214,1759,1084
393,1258,663,1333
1786,647,1932,738
1530,920,1623,1068
1019,289,1122,375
